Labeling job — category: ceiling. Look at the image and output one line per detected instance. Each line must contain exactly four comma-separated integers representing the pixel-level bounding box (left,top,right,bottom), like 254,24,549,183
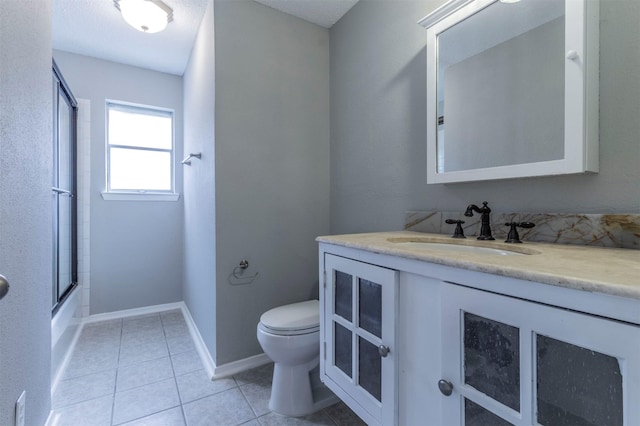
52,0,359,76
254,0,359,28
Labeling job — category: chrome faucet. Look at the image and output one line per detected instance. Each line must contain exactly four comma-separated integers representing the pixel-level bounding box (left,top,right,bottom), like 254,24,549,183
464,201,495,240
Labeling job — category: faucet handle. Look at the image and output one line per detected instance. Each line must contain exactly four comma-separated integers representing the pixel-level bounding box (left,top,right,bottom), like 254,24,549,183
445,219,466,239
504,222,535,243
517,222,535,229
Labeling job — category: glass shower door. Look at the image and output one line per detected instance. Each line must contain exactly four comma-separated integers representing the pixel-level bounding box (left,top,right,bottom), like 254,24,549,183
52,61,77,312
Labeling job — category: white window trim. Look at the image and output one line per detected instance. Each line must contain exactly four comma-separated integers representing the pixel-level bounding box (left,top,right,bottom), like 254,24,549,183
101,192,180,201
104,100,179,200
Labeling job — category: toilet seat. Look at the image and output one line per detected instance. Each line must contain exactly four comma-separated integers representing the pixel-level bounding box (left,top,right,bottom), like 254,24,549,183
259,300,319,336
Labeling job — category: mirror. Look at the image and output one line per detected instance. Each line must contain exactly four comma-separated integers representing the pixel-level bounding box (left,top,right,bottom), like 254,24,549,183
437,0,565,172
420,0,599,184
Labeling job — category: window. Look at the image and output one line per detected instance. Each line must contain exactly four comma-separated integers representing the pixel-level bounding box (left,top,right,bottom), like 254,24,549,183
105,101,176,198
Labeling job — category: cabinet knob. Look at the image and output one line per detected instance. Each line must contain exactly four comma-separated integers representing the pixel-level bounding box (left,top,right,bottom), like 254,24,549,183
438,379,453,396
566,50,579,60
0,275,9,301
378,345,390,358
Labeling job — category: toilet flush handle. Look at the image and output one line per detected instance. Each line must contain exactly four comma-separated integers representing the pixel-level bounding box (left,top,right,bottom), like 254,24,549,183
378,345,390,358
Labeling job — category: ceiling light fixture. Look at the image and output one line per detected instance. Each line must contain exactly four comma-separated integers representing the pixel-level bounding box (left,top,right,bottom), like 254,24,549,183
114,0,173,34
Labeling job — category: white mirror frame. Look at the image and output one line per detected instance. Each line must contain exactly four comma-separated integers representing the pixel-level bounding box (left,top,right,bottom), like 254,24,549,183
420,0,599,184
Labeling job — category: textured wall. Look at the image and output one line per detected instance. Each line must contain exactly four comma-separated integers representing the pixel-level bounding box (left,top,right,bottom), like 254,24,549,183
214,0,330,364
52,51,184,314
0,1,53,424
330,0,640,235
183,0,217,359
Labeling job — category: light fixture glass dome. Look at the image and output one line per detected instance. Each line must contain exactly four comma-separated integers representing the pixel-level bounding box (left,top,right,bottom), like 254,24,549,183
115,0,173,34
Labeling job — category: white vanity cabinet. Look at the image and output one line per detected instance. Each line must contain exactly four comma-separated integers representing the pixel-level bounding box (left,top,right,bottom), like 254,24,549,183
321,254,398,426
441,282,640,426
318,241,640,426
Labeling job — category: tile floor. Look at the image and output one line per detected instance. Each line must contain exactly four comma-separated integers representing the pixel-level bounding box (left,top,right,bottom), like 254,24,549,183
51,309,366,426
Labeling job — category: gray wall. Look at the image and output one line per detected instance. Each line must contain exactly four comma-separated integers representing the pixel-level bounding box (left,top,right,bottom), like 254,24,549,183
214,0,330,364
330,0,640,234
0,1,53,424
52,51,184,314
183,0,217,358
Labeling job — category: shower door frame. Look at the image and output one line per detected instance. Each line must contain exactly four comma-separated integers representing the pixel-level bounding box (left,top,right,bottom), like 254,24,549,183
52,59,78,315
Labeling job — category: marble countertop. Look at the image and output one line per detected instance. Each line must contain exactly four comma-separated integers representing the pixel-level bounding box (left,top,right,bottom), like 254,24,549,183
317,231,640,300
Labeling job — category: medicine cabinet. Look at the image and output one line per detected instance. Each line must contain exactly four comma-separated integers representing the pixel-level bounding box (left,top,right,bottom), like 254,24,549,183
419,0,599,184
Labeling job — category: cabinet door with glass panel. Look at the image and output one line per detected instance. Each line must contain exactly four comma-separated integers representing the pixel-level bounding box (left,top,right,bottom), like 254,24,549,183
321,254,398,426
440,283,640,426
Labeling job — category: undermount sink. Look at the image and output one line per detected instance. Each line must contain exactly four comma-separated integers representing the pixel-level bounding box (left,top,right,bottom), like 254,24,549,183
387,238,540,256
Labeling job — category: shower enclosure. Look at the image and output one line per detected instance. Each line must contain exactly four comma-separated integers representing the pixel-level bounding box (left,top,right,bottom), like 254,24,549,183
52,60,77,314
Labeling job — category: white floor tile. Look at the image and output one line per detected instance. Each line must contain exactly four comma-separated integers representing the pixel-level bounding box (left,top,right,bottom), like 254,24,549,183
171,350,203,376
323,401,366,425
239,379,272,417
80,320,122,343
257,411,334,426
182,387,255,426
163,322,190,339
123,316,163,337
53,395,113,426
119,340,169,366
175,369,237,404
64,344,120,379
166,334,196,355
116,356,174,392
233,363,274,386
77,331,121,348
121,327,166,346
123,313,160,324
120,407,185,426
53,369,116,409
160,310,186,326
83,319,123,331
112,378,181,425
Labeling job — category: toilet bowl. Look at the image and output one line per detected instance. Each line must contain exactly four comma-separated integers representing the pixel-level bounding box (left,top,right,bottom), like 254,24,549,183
257,299,338,417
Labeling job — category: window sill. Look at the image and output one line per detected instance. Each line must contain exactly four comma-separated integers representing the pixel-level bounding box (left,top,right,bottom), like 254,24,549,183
101,192,181,202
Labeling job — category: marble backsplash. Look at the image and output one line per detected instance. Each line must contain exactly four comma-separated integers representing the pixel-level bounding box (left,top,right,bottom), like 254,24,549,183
405,211,640,249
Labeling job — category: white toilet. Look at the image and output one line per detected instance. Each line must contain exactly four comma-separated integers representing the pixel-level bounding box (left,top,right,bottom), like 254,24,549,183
256,299,338,417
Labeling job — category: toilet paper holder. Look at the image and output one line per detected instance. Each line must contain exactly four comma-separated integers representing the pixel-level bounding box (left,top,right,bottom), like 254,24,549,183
229,259,259,285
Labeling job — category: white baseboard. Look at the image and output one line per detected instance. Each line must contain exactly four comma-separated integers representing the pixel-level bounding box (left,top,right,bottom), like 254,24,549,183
45,410,61,426
177,302,271,380
212,352,272,379
84,302,185,323
178,302,217,379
